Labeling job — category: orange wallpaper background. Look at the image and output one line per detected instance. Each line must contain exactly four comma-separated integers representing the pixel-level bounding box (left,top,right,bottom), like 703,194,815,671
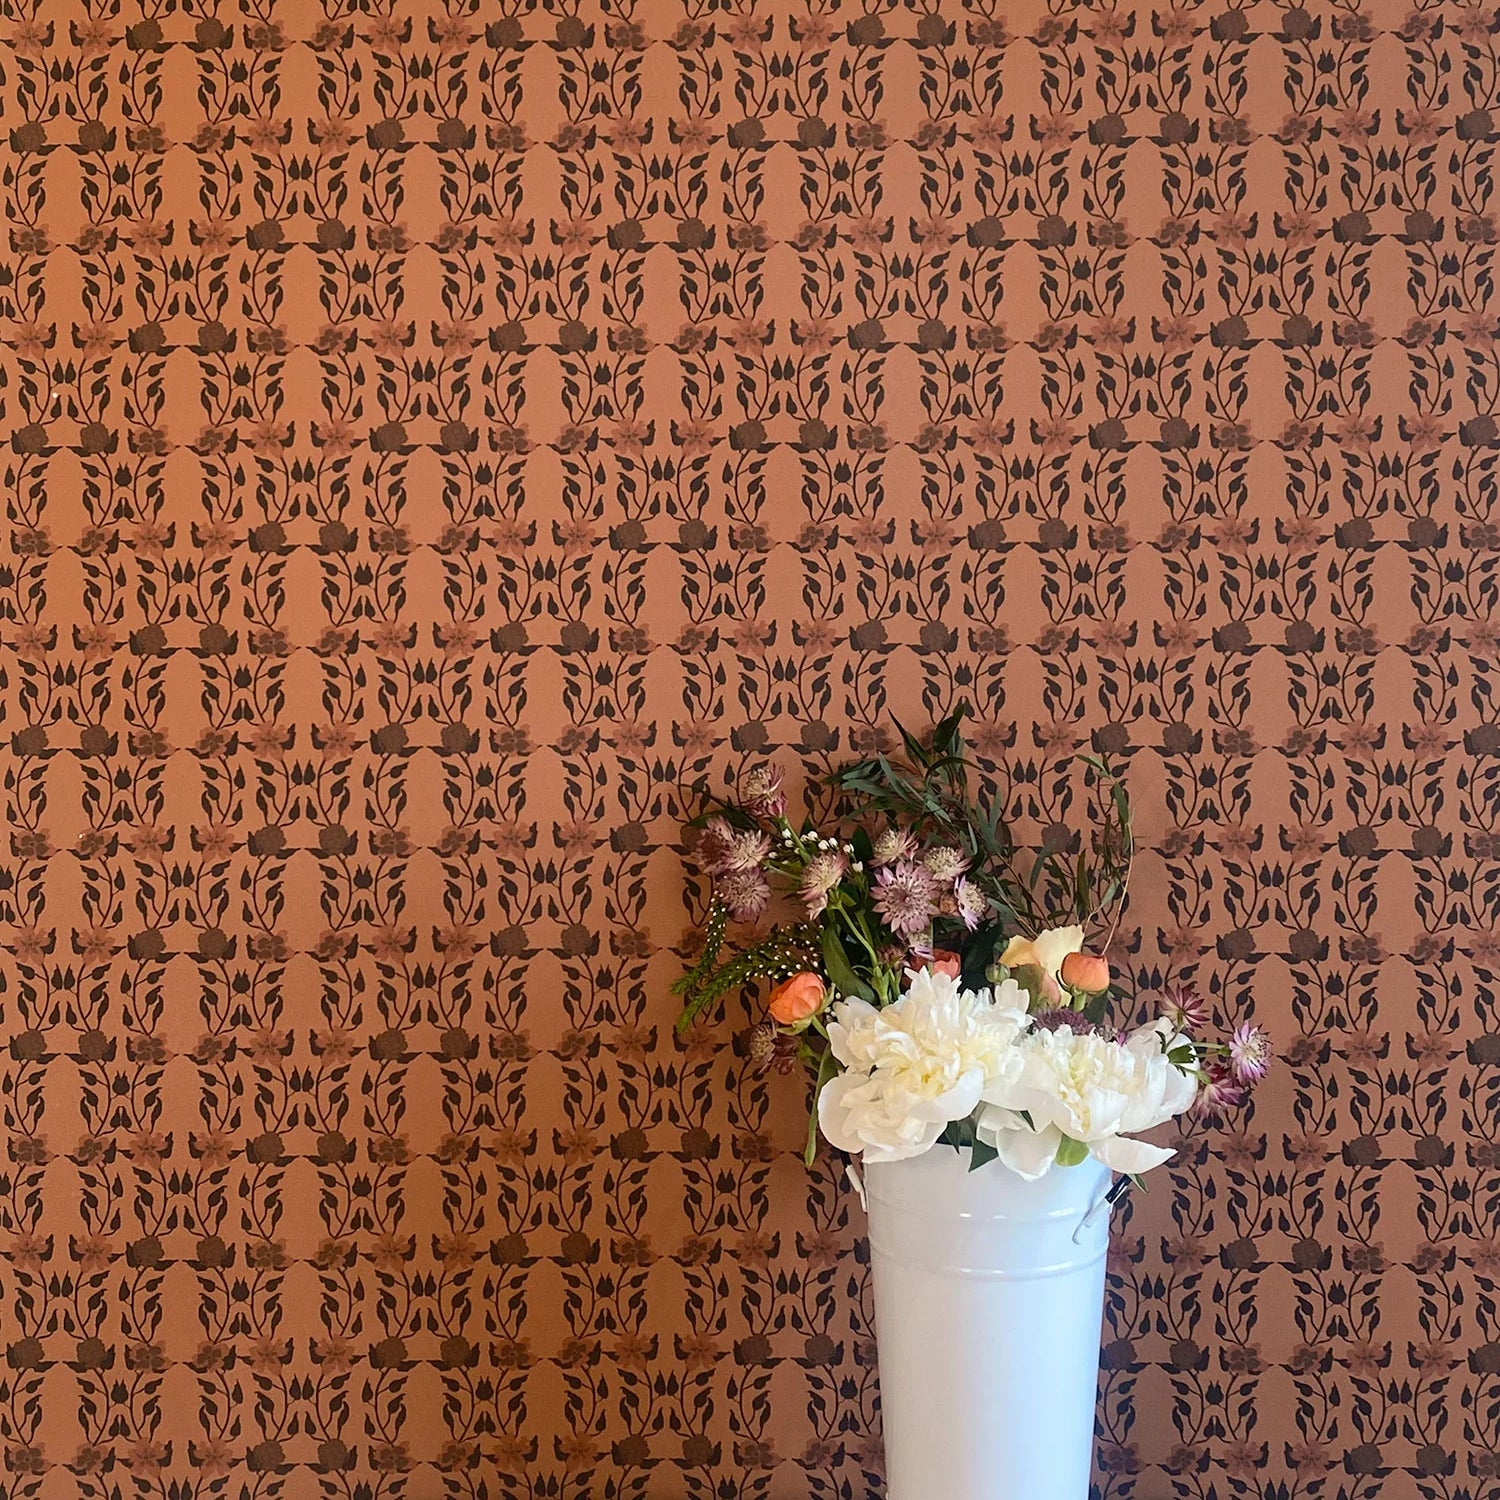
1,0,1497,1496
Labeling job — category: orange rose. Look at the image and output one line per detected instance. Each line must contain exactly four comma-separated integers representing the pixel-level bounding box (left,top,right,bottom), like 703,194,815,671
1060,950,1110,994
923,950,961,979
768,972,827,1026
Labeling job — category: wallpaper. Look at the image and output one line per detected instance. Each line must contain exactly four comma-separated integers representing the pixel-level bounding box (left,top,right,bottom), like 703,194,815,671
0,0,1496,1496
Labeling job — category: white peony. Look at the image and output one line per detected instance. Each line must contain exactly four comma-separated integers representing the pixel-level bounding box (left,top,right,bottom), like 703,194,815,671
977,1018,1200,1179
1120,1018,1200,1132
818,970,1031,1163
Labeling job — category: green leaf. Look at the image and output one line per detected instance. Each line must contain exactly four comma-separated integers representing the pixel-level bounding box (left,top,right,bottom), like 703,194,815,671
967,1136,998,1171
1054,1134,1089,1168
714,804,759,831
932,702,968,755
893,716,928,764
805,1046,838,1166
821,926,875,1002
938,1114,997,1170
1009,963,1048,1009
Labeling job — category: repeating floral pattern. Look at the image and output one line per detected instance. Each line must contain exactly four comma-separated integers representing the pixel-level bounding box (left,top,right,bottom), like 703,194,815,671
0,0,1496,1495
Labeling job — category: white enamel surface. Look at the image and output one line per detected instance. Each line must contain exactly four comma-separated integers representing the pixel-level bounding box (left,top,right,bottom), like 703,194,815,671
864,1149,1113,1499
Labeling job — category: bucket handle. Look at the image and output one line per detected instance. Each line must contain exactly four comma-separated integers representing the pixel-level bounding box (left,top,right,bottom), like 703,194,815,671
1073,1174,1131,1243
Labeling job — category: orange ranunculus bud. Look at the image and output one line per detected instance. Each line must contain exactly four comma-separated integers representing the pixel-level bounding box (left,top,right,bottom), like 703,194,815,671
924,949,962,979
768,971,828,1026
1060,950,1110,995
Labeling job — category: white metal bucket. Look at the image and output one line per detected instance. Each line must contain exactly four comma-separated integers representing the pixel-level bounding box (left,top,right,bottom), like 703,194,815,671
862,1149,1114,1499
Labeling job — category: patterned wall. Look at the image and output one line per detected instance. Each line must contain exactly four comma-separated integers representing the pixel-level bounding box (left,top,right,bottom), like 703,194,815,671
0,0,1496,1495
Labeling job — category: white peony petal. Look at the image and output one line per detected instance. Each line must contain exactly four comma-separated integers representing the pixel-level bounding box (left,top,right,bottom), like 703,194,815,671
1121,1023,1199,1127
1158,1060,1200,1122
977,1058,1026,1107
859,1125,946,1164
1090,1134,1175,1175
825,998,878,1067
1118,1061,1170,1134
816,1074,871,1155
1125,1017,1175,1054
980,1118,1062,1180
908,1067,985,1123
988,976,1033,1021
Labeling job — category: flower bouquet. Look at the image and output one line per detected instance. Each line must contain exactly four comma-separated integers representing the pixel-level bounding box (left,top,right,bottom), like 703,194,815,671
675,704,1267,1173
675,705,1269,1499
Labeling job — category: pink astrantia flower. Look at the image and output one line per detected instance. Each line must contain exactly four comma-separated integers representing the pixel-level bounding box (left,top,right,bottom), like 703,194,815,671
871,826,917,866
799,850,847,918
720,828,772,872
1195,1059,1246,1118
1228,1022,1272,1084
954,877,987,931
1160,982,1208,1033
696,816,737,872
872,861,938,938
716,866,770,923
740,765,786,818
921,846,969,881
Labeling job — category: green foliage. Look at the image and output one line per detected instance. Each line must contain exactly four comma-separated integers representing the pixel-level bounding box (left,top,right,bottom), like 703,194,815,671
1029,753,1134,944
834,704,1015,888
672,899,728,1011
938,1116,999,1171
672,923,821,1033
833,701,1134,964
1054,1135,1090,1168
820,926,875,1004
804,1047,838,1166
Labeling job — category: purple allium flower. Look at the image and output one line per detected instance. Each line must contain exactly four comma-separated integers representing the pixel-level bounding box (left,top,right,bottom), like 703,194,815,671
872,826,917,867
799,849,847,917
740,764,786,819
954,877,987,931
872,860,939,938
1228,1022,1271,1084
1194,1059,1246,1118
715,866,771,923
1030,1007,1099,1036
1160,982,1208,1034
921,846,969,882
